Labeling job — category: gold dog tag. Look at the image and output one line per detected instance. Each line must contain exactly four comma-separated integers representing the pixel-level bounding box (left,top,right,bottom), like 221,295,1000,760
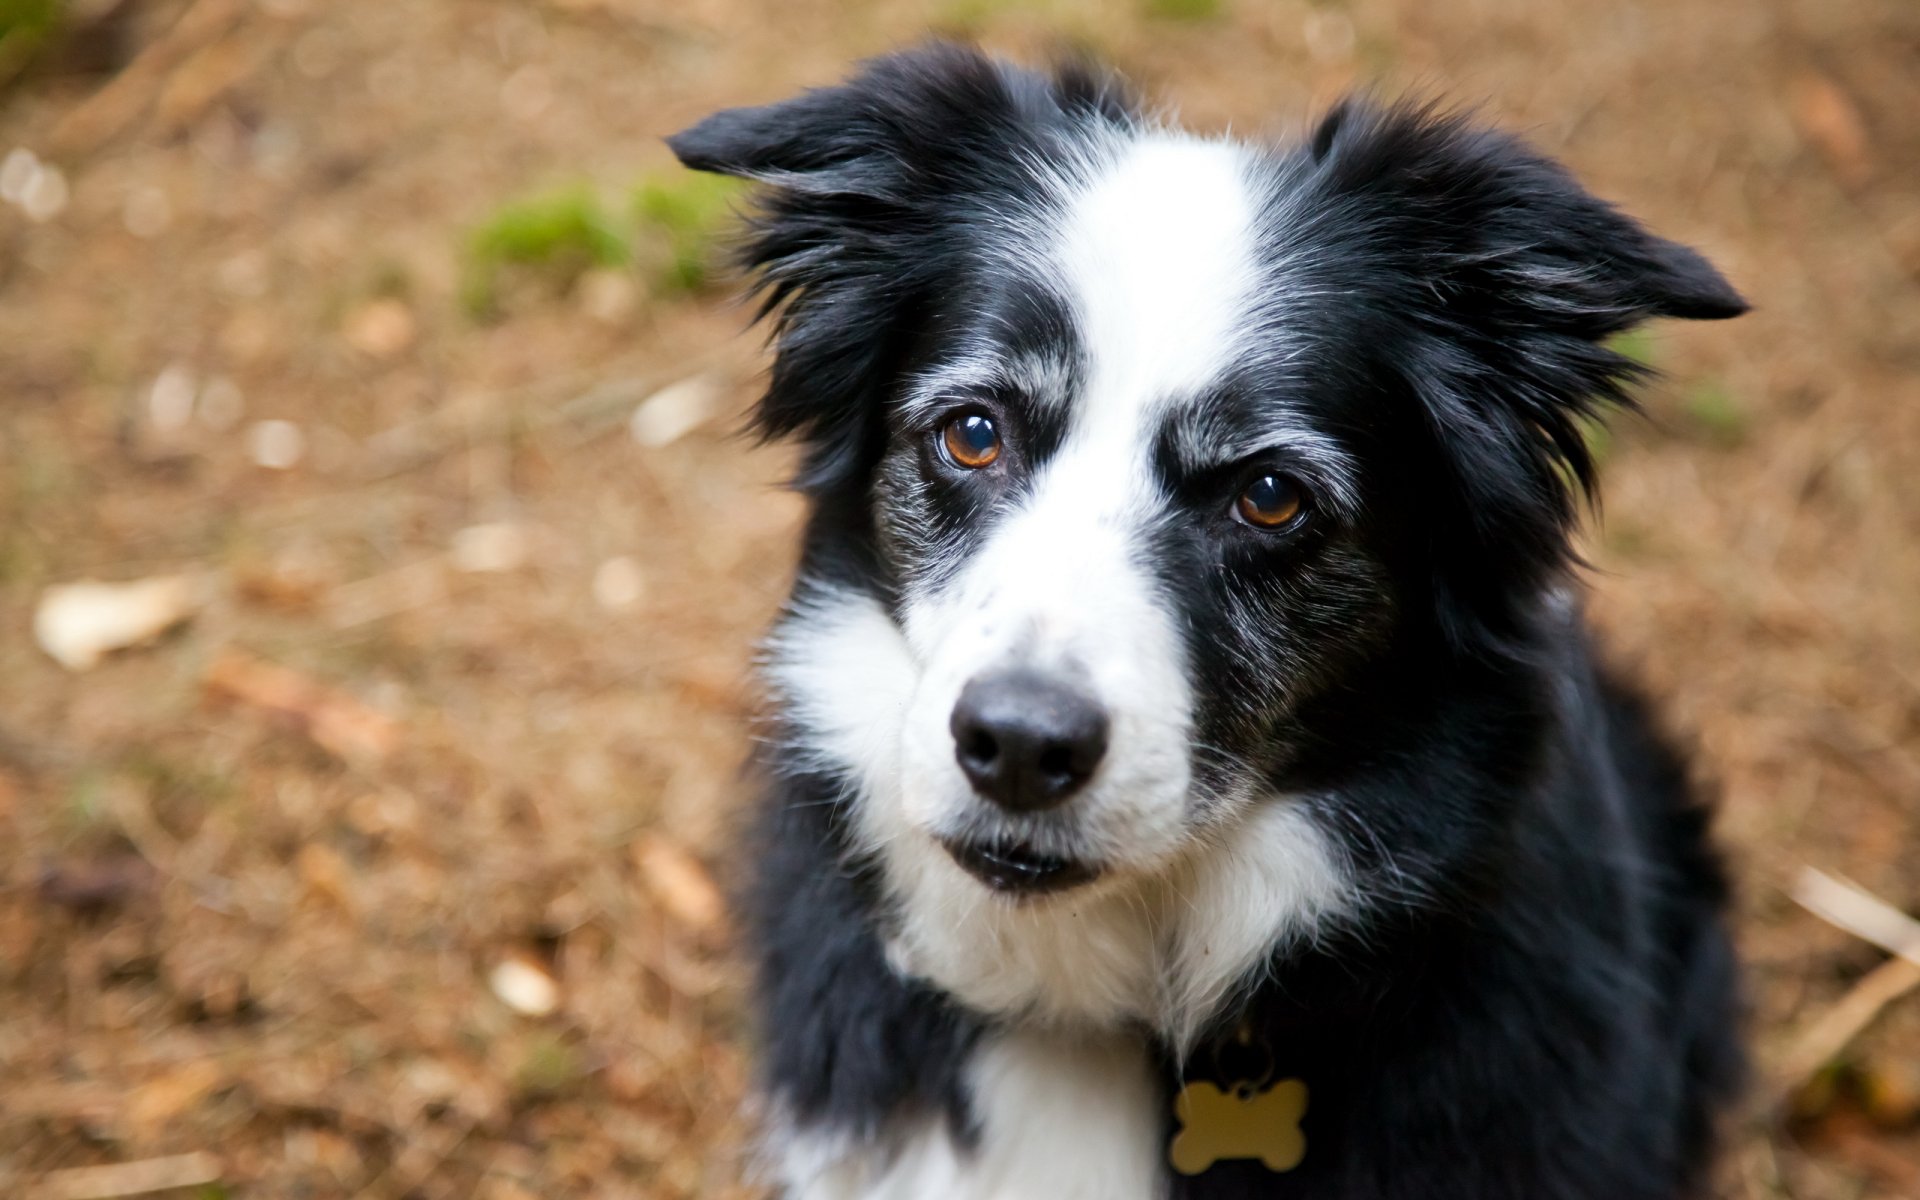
1168,1078,1308,1175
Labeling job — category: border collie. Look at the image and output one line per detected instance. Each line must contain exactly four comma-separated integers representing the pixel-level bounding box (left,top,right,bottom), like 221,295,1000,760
670,43,1747,1200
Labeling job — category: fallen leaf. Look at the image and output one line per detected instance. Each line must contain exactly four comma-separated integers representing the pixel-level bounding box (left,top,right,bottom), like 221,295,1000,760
37,855,158,914
295,843,357,913
1790,73,1872,187
128,1060,227,1137
203,651,398,763
628,376,720,448
342,297,417,360
632,834,725,934
34,574,205,671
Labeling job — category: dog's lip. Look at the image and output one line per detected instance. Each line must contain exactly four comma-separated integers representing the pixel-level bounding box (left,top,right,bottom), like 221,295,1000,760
938,836,1101,897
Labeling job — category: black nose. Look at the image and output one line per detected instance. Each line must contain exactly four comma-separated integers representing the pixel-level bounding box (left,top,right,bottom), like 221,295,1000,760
950,671,1109,813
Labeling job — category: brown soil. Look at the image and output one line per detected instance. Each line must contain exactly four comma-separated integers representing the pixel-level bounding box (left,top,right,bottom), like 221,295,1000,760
2,0,1917,1196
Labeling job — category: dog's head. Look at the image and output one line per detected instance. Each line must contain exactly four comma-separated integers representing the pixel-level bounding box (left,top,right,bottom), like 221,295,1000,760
673,46,1742,910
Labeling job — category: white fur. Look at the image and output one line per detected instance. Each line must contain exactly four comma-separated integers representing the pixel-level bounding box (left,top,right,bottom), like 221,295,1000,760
774,1029,1165,1200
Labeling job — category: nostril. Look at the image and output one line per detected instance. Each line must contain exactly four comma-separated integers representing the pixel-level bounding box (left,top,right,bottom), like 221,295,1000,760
962,729,999,768
1036,744,1074,781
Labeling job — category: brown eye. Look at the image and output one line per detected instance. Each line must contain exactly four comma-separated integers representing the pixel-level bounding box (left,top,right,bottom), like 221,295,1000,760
1236,474,1304,529
941,412,1001,469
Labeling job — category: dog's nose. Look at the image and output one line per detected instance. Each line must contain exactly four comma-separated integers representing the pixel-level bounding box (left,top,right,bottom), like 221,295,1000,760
950,670,1109,812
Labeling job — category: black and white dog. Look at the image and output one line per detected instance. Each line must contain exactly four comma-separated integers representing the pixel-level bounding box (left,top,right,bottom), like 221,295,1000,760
671,44,1746,1200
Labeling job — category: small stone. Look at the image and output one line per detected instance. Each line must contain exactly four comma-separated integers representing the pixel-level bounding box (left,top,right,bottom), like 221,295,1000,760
450,523,530,573
147,365,198,435
20,162,68,222
0,147,38,203
342,298,417,360
591,556,645,611
248,419,306,469
488,956,560,1017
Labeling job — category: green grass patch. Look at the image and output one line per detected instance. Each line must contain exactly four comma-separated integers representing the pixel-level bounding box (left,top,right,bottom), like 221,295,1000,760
1144,0,1222,20
1607,328,1658,368
1577,413,1613,470
1682,381,1747,447
513,1030,587,1098
933,0,1027,33
463,186,630,318
0,0,64,86
631,172,744,294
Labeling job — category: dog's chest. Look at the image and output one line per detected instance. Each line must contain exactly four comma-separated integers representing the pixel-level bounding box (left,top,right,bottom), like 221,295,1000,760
779,1028,1166,1200
778,1025,1340,1200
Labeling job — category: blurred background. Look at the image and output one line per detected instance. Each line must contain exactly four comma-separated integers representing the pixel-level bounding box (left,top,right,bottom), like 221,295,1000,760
1,0,1916,1197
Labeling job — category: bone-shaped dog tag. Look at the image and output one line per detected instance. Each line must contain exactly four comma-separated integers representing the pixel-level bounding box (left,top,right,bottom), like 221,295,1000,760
1168,1078,1308,1175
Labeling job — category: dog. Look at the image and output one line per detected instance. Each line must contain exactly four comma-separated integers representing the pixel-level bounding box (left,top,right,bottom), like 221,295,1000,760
670,43,1746,1200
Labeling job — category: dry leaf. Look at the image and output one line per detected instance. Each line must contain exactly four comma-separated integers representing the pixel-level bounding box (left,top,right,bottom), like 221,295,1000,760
1790,73,1872,188
34,575,205,671
203,651,399,763
629,376,720,448
128,1060,227,1138
296,843,357,914
342,298,418,360
632,834,726,934
37,856,158,914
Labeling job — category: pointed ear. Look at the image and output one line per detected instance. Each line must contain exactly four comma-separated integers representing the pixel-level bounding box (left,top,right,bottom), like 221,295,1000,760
666,44,1133,491
1307,100,1747,651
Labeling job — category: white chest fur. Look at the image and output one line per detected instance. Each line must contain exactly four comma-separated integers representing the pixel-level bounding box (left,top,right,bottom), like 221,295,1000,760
776,1028,1167,1200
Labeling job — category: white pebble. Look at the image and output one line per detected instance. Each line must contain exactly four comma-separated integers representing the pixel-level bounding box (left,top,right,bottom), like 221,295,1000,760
450,522,530,573
20,163,69,222
591,556,645,611
148,365,198,434
488,958,559,1017
248,419,307,470
0,147,38,204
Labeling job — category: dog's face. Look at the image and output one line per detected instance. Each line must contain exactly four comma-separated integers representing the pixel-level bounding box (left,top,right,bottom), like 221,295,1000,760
674,48,1742,933
866,134,1395,892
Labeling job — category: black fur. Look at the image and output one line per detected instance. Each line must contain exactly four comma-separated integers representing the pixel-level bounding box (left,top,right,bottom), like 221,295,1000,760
675,43,1745,1200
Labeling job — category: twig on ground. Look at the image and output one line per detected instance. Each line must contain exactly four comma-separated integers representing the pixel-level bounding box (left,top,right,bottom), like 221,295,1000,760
36,1152,222,1200
357,349,740,482
1768,868,1920,1111
48,0,246,157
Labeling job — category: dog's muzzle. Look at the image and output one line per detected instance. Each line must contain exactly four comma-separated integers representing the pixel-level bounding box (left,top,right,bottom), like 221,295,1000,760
941,668,1109,895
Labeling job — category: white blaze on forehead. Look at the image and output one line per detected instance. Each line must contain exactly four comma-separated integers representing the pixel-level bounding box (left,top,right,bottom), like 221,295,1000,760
1055,133,1264,428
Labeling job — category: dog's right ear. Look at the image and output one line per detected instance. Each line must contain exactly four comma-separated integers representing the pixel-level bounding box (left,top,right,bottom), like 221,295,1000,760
669,44,1132,492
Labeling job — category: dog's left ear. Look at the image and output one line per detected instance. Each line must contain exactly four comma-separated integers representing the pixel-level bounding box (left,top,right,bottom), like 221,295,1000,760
670,44,1133,492
1309,101,1747,651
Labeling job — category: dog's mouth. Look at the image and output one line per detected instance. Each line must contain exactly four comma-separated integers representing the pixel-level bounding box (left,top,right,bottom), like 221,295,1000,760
939,837,1100,897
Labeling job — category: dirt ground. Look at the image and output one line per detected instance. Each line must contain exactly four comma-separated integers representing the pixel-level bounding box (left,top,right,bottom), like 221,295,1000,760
1,0,1916,1196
